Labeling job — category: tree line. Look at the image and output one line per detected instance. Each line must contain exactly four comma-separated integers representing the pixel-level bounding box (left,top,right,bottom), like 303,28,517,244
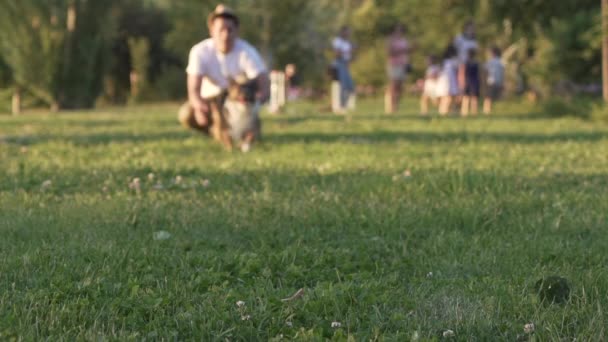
0,0,602,113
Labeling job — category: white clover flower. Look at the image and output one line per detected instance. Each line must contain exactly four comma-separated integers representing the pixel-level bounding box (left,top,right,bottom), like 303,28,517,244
175,175,183,184
236,300,245,308
128,177,141,191
524,323,535,334
427,272,434,278
241,314,251,321
443,330,455,338
153,230,171,241
147,173,155,181
41,180,52,190
331,321,341,328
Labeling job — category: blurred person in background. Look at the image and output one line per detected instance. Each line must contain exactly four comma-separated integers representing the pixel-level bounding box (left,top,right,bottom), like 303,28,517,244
483,46,505,114
420,54,441,115
436,44,459,115
332,25,355,114
385,23,412,114
285,63,302,100
460,48,480,116
454,21,478,101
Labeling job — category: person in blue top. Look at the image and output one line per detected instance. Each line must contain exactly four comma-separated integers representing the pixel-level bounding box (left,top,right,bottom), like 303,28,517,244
483,46,505,115
331,26,356,114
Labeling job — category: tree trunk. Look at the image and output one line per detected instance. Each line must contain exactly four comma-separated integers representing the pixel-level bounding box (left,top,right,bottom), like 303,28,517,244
60,1,77,108
261,11,272,66
129,71,140,102
11,87,21,115
603,0,608,102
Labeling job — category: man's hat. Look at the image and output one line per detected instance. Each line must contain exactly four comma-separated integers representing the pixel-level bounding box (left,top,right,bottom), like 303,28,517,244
207,4,239,28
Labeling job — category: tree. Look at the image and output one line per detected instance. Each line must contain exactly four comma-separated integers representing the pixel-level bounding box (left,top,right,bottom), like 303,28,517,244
603,0,608,102
0,0,118,110
0,1,64,110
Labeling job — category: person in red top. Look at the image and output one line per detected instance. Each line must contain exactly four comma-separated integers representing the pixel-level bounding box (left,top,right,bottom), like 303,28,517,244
385,23,412,114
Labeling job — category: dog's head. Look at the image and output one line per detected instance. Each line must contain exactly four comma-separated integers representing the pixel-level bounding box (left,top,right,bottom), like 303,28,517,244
227,78,257,104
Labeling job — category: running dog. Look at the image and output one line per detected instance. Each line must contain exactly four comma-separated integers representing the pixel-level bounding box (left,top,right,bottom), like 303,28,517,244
178,79,261,152
221,79,261,152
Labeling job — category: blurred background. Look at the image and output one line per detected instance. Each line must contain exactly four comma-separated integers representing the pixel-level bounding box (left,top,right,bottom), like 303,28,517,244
0,0,602,112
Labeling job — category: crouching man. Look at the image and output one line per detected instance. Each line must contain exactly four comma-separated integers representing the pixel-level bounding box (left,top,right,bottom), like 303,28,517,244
178,4,269,150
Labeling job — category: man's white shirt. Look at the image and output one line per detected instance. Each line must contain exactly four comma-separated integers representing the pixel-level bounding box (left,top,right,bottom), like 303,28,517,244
186,38,267,99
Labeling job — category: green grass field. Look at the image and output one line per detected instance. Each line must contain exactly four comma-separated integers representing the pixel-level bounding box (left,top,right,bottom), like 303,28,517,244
1,99,607,340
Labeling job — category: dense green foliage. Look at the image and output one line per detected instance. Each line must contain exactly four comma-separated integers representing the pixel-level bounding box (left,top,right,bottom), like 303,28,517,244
1,100,608,339
0,0,603,108
0,0,118,109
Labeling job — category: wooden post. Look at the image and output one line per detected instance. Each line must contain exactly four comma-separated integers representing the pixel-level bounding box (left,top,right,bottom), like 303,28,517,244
331,81,341,113
129,71,140,102
59,1,77,109
270,70,286,113
11,87,21,115
67,2,77,32
603,0,608,102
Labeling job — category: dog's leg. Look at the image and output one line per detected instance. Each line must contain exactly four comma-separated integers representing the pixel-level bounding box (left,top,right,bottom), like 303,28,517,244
240,130,254,152
240,113,261,153
209,102,233,150
219,109,233,150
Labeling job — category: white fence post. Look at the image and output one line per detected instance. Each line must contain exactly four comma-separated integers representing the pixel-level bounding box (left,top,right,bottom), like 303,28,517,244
331,81,341,113
270,70,286,113
331,81,356,113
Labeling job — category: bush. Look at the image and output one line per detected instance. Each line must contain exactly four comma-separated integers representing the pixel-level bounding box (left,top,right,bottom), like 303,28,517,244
537,97,592,119
149,66,186,102
127,37,151,104
590,103,608,123
350,39,386,89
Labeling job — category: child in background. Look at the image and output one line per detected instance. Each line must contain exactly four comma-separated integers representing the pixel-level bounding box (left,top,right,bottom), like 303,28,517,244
461,48,480,116
420,54,441,115
437,44,459,115
285,63,301,100
483,46,504,115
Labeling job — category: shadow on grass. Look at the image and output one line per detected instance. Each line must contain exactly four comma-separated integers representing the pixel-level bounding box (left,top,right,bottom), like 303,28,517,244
2,130,192,146
3,113,607,147
4,128,607,147
265,130,608,145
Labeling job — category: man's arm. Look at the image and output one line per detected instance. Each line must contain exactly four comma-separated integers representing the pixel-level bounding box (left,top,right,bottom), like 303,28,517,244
187,74,209,126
